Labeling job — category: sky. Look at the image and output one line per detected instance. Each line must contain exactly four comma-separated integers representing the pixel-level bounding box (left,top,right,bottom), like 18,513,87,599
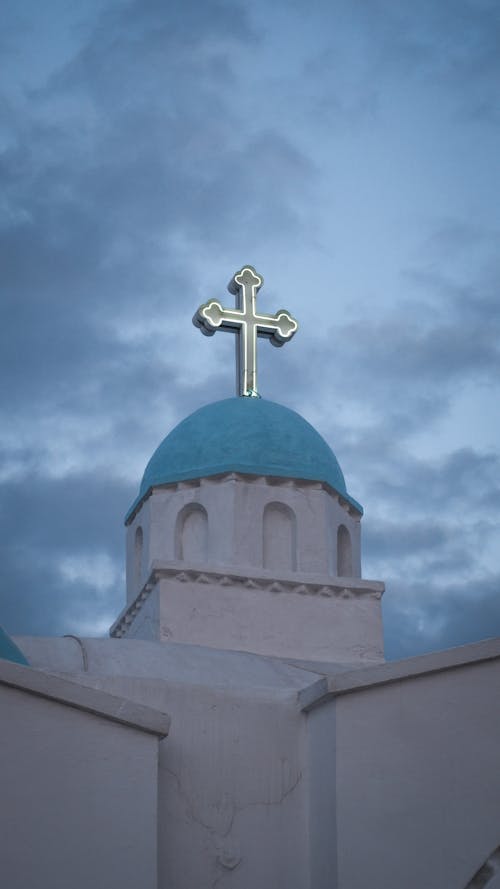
1,0,499,659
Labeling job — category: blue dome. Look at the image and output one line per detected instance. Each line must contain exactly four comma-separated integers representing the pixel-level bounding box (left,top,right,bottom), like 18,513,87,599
0,625,29,666
127,398,362,520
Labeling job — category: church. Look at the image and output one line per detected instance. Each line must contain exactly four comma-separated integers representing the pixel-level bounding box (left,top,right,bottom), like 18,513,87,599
1,266,500,889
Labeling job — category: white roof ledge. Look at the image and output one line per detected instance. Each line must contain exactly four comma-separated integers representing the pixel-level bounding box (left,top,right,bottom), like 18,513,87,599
299,636,500,711
0,659,170,738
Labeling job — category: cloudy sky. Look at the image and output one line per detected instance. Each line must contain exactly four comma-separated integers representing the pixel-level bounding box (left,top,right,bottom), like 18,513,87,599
1,0,499,659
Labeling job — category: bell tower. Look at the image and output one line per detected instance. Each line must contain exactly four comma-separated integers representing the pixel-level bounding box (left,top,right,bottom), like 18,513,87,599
110,267,384,665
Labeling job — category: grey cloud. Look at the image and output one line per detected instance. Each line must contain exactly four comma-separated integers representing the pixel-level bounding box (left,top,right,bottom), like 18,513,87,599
285,249,499,454
417,219,498,259
349,0,500,81
364,520,450,560
367,448,500,513
0,0,318,643
0,0,316,454
383,573,500,660
0,474,131,553
0,472,132,636
1,0,498,663
364,515,494,583
338,437,500,533
301,0,500,122
330,313,500,391
361,445,500,661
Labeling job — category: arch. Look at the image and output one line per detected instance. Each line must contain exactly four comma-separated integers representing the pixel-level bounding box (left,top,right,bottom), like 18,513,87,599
175,504,209,563
263,502,297,572
337,524,352,577
134,525,143,588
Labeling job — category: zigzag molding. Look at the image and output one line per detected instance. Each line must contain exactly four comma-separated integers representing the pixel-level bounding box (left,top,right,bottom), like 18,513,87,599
125,471,362,525
110,565,384,638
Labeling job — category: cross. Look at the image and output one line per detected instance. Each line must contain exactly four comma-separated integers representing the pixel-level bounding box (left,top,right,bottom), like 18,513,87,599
193,265,298,397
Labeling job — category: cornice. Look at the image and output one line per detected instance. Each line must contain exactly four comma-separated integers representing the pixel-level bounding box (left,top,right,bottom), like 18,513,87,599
110,562,384,638
125,471,362,525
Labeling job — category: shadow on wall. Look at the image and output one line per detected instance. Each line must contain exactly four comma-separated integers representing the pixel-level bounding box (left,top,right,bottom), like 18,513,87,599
465,843,500,888
135,526,143,588
337,524,352,576
175,504,209,562
263,502,297,572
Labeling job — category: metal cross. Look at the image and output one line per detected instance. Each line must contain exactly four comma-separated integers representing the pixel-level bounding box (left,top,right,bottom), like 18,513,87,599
193,265,298,397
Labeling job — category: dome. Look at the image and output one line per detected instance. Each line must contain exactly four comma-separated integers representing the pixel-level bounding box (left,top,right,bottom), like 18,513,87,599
0,625,29,666
127,397,362,520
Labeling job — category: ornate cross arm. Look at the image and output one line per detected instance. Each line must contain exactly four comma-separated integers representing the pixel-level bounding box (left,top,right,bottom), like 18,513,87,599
193,265,298,397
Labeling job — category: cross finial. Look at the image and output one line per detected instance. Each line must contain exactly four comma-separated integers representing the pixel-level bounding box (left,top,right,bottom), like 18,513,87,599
193,265,298,397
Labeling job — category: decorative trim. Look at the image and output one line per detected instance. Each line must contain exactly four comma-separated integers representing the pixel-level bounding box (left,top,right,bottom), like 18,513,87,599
125,472,362,525
110,563,384,638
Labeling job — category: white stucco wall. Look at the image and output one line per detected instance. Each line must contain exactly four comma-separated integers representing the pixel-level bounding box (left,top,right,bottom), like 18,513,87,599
331,655,500,889
13,635,500,889
157,683,307,889
306,700,338,889
82,678,311,889
126,474,362,604
18,638,320,889
120,472,380,665
0,664,166,889
156,574,383,663
124,585,160,640
114,563,384,664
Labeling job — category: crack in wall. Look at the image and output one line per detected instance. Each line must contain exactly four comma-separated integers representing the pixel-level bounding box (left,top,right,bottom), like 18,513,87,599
162,762,303,886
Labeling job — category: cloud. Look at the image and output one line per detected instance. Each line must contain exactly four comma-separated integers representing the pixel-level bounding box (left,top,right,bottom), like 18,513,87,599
0,472,131,636
0,0,321,641
0,0,318,473
296,0,500,131
351,0,500,117
0,0,498,663
58,551,120,592
383,573,500,660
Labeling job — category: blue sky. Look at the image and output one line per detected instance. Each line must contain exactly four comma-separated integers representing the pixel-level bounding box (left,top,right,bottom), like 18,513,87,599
1,0,499,658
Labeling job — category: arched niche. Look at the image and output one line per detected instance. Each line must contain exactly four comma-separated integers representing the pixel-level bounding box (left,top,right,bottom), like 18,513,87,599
337,524,352,577
134,526,143,588
175,504,209,563
263,502,297,572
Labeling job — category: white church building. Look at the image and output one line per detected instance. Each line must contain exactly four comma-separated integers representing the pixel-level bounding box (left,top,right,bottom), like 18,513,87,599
1,266,500,889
